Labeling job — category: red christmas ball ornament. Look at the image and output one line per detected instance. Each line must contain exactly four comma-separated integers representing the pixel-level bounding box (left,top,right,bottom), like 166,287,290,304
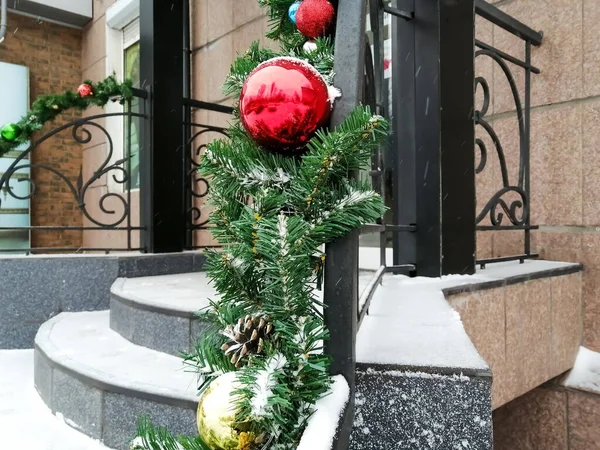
296,0,335,38
77,83,94,98
239,57,331,153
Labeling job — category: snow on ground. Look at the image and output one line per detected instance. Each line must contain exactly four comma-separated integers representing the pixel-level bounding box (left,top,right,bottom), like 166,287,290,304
564,346,600,394
0,349,111,450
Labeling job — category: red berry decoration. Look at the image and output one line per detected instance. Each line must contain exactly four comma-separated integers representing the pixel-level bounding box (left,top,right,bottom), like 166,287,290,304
296,0,335,39
77,83,94,98
239,57,331,153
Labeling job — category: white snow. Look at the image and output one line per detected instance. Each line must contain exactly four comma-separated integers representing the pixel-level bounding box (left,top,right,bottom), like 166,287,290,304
112,272,215,314
356,274,489,369
0,349,110,450
297,375,350,450
564,346,600,394
250,354,287,418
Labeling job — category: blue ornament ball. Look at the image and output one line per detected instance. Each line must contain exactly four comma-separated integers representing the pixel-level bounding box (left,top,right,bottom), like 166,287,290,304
288,1,301,24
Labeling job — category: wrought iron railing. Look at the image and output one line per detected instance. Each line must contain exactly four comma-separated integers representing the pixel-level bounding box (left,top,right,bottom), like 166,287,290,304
474,0,543,268
183,98,233,250
326,0,543,445
0,89,148,254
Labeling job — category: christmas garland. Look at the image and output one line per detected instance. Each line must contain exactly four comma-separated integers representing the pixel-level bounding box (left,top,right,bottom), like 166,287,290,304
134,1,388,449
0,75,134,157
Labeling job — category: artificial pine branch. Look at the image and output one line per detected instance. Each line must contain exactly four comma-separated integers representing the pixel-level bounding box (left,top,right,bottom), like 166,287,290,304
0,75,133,158
134,0,390,448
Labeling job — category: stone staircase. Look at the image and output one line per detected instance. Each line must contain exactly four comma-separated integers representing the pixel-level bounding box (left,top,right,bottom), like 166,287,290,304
34,259,582,449
33,274,215,450
33,270,371,449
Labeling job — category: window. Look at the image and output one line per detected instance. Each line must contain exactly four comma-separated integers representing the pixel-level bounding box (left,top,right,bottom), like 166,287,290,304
122,19,141,189
105,0,140,191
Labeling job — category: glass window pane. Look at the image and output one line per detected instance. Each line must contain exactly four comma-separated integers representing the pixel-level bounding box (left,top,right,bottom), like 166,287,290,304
124,41,141,190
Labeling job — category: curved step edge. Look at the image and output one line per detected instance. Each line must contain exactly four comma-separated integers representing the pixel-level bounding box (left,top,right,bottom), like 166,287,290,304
34,313,198,450
109,277,211,355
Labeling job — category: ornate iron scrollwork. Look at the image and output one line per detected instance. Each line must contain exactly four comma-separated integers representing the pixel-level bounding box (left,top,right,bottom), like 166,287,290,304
0,111,145,230
475,49,529,228
185,124,229,230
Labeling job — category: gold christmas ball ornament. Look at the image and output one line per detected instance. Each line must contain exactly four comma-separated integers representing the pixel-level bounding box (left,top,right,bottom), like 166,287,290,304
197,372,248,450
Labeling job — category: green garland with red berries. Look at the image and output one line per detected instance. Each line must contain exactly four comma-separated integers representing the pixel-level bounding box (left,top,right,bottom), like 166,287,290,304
0,75,133,157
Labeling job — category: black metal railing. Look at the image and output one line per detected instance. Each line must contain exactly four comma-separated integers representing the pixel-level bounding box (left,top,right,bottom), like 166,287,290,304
0,89,148,254
474,0,543,268
325,0,543,444
183,98,233,250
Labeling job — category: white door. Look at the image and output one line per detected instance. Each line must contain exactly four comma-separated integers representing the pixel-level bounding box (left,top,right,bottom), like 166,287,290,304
0,62,30,252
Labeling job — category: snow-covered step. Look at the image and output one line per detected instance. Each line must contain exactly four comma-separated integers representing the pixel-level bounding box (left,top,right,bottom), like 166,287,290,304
34,311,198,450
110,273,215,355
110,272,375,355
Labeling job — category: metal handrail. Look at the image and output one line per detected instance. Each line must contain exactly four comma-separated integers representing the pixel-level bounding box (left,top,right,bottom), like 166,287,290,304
475,0,543,45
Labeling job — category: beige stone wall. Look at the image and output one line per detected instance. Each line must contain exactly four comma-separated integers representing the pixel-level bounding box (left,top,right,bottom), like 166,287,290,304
189,1,275,246
494,386,600,450
478,1,600,446
448,272,583,409
475,1,600,354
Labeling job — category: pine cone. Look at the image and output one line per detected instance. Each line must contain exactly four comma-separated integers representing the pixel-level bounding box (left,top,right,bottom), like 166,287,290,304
220,315,274,367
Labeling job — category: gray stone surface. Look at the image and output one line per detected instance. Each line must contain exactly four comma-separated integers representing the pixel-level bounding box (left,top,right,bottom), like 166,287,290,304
0,259,62,322
57,258,119,312
102,393,196,450
350,367,493,450
190,317,210,350
132,307,192,355
34,348,53,407
0,320,42,349
0,252,206,349
51,369,103,440
118,253,198,278
109,296,134,341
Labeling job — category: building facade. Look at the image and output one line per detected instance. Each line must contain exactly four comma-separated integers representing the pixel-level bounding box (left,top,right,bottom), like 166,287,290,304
0,0,599,447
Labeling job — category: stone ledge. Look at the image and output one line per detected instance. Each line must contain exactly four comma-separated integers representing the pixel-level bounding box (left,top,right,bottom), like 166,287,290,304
444,261,583,297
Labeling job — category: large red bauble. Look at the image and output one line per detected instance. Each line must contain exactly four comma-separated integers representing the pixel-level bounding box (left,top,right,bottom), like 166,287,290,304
296,0,335,38
239,57,331,153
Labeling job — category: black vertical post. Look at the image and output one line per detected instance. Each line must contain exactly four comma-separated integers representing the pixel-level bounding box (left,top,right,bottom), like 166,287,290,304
412,0,476,276
392,0,417,268
324,0,365,446
183,0,193,250
139,0,185,253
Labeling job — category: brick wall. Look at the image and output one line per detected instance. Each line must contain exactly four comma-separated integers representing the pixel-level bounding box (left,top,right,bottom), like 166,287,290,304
0,12,83,250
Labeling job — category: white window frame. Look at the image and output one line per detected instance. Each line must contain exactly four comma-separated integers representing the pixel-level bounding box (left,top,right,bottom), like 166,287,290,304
104,0,140,193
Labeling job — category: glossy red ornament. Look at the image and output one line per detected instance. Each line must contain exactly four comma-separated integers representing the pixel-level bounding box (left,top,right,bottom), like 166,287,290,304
296,0,335,38
239,57,331,153
77,83,94,97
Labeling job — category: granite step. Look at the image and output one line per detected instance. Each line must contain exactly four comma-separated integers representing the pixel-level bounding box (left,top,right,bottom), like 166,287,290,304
109,273,215,355
34,311,198,450
110,271,377,355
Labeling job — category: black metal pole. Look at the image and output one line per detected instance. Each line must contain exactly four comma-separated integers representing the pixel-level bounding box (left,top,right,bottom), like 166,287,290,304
139,0,185,253
324,0,366,446
183,0,192,250
413,0,476,276
392,0,417,268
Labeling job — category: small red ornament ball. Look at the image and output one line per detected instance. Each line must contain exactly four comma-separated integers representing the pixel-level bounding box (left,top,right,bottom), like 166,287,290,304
77,83,94,98
296,0,335,38
239,57,331,153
